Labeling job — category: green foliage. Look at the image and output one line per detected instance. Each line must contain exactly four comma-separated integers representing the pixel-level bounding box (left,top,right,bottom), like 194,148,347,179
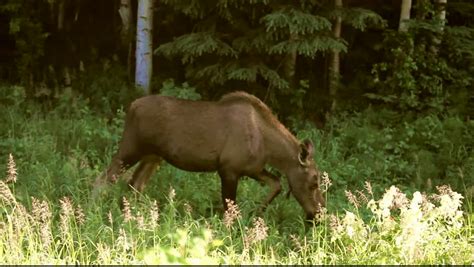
369,32,448,113
156,32,238,64
155,0,348,105
261,8,332,35
334,7,386,31
159,79,202,100
72,63,142,116
0,0,48,86
367,3,474,118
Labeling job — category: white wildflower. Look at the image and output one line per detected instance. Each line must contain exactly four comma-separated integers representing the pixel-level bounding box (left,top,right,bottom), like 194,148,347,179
342,211,367,240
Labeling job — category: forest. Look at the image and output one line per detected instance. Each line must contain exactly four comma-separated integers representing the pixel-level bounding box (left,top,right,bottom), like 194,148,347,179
0,0,473,264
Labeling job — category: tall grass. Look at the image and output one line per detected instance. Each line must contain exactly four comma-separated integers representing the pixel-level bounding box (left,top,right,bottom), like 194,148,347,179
0,85,473,264
0,155,472,264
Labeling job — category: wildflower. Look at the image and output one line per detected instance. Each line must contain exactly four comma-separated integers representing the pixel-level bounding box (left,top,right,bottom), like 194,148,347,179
168,186,176,201
396,191,426,262
223,199,241,229
5,154,17,184
289,234,303,251
367,199,378,214
379,185,398,218
392,188,409,210
107,210,113,226
342,211,366,239
122,196,134,223
437,191,464,228
184,202,193,213
356,190,369,205
436,184,453,196
364,180,373,197
149,200,159,228
136,211,145,229
59,196,74,234
116,228,131,252
75,205,86,225
345,190,359,209
244,217,268,246
321,171,332,193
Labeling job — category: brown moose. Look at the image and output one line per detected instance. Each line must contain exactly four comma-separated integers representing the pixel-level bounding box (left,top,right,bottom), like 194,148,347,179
92,91,325,220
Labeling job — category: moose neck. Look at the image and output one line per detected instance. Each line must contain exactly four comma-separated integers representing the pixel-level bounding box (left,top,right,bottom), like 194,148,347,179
265,128,301,175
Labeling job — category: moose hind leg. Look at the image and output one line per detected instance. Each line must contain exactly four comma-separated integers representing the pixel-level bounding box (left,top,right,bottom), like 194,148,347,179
250,169,282,213
129,155,161,192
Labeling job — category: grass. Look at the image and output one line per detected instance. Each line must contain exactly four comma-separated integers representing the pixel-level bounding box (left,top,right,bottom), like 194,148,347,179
0,85,473,264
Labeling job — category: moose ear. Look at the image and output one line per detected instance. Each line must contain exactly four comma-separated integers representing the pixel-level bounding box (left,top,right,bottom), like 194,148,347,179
302,139,314,157
298,139,314,166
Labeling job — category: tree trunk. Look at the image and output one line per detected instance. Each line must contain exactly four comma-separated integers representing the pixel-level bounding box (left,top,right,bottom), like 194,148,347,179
329,0,342,113
399,0,412,32
119,0,134,82
119,0,133,46
135,0,154,94
58,0,65,31
430,0,447,54
283,33,297,89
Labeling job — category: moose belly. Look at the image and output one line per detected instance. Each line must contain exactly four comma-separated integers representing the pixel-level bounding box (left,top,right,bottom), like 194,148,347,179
161,147,220,172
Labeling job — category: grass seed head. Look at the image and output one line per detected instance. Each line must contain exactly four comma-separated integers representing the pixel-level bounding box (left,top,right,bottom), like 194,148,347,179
31,197,51,224
75,204,86,225
345,190,359,209
364,180,373,196
59,196,74,234
149,200,159,228
122,196,134,223
5,153,17,184
321,171,332,193
0,181,16,205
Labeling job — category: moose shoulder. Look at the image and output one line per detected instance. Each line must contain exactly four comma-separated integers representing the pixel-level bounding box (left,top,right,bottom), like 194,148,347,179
92,91,325,220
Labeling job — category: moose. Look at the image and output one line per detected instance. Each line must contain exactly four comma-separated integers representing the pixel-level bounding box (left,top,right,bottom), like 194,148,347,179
92,91,325,220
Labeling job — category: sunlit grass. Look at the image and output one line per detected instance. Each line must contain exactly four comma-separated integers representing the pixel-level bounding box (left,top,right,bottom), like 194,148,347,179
0,154,472,264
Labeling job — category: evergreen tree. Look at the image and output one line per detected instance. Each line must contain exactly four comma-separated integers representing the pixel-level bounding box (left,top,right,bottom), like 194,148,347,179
156,0,383,120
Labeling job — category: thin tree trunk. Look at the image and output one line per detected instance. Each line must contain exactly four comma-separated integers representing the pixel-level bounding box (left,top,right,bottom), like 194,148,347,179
119,0,133,45
329,0,342,113
119,0,134,82
430,0,447,54
135,0,154,94
399,0,412,32
58,0,65,31
283,33,297,89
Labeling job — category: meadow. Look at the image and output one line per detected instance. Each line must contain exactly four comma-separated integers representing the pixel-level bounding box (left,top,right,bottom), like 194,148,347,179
0,85,473,264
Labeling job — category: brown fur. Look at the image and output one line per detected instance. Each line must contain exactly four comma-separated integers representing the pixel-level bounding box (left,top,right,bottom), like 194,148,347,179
219,91,299,146
92,91,325,220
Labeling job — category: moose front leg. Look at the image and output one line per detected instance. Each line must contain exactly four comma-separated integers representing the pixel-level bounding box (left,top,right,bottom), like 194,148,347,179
251,169,282,213
129,155,161,192
91,153,139,199
218,170,239,211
